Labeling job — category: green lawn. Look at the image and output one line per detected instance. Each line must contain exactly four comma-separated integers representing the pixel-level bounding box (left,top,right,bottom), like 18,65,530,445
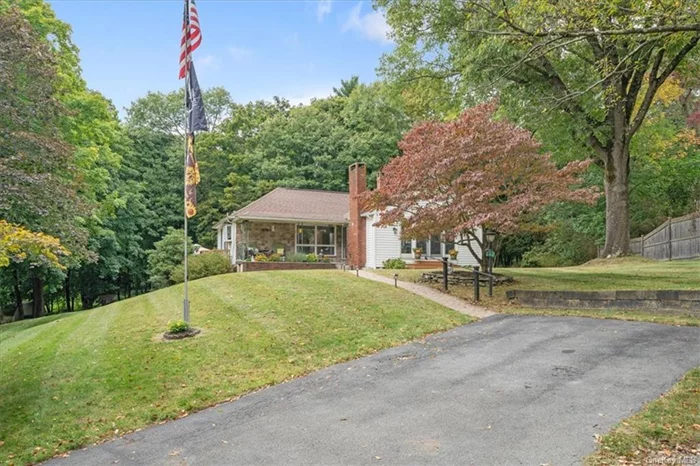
374,257,700,325
585,367,700,465
497,256,700,291
0,270,470,465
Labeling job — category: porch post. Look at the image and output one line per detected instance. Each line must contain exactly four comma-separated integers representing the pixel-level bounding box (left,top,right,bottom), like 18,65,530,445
231,223,237,265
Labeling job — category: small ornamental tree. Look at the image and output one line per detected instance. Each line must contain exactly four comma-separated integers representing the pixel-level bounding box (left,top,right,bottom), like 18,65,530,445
363,102,600,267
0,220,69,320
0,220,68,270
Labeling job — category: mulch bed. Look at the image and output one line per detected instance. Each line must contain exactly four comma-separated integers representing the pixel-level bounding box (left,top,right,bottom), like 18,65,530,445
163,328,201,340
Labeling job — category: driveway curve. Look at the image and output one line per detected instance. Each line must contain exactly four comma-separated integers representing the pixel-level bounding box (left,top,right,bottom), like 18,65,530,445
47,315,700,466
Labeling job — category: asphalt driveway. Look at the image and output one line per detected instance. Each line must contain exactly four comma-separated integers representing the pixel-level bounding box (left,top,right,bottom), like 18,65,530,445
47,315,700,466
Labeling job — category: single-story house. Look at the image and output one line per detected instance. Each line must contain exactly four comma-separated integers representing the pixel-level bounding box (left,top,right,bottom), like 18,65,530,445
214,163,482,269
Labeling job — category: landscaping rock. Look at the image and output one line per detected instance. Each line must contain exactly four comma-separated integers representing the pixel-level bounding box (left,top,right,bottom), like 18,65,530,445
419,270,513,287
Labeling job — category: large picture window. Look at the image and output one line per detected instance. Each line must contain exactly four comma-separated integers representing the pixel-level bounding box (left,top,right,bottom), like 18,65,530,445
297,226,314,245
296,225,336,256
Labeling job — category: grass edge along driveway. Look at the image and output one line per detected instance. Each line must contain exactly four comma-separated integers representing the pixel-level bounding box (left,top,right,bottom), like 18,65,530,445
0,270,471,465
373,257,700,326
585,366,700,465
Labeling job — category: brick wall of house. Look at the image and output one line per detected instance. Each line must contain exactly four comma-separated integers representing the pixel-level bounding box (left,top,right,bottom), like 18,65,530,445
237,262,339,273
239,222,296,255
347,162,367,268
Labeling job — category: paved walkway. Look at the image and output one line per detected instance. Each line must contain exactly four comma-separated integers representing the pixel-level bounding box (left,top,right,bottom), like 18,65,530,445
47,315,700,466
349,269,495,319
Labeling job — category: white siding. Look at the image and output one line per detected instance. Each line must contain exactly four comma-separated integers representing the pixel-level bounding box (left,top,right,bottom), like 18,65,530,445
455,227,483,267
374,224,401,268
365,216,376,268
363,209,486,269
363,213,402,269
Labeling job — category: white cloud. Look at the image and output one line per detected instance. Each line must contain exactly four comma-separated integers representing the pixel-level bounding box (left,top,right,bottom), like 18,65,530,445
287,86,334,106
196,54,219,70
316,0,332,22
342,2,392,44
228,46,253,61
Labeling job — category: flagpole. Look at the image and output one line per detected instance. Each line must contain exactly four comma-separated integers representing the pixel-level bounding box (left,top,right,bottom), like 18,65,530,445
183,0,191,324
183,75,190,324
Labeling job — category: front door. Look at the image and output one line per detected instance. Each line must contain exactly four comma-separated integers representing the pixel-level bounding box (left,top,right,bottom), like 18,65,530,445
429,235,442,258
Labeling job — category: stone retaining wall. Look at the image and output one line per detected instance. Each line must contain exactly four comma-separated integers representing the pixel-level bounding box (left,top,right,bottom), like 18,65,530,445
237,262,339,273
420,270,513,286
506,289,700,316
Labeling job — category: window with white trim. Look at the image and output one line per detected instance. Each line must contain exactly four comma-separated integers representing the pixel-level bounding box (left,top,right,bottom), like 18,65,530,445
222,224,233,251
296,224,336,256
401,238,455,258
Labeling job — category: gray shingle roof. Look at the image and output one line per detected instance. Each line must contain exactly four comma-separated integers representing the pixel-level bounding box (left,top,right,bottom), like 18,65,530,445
232,188,349,223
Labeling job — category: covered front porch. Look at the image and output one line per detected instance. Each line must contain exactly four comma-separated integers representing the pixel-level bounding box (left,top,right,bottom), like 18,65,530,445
218,220,348,264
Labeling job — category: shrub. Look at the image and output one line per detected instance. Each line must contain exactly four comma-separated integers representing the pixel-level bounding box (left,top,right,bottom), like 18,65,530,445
383,258,407,269
286,253,307,262
147,228,195,288
305,253,319,263
522,223,598,267
171,253,232,283
269,253,282,262
253,253,269,262
167,320,190,334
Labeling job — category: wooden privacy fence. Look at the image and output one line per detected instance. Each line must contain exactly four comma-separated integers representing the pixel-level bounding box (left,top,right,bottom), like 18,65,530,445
630,211,700,260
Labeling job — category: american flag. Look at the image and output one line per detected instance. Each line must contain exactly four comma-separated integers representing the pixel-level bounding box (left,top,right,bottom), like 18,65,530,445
178,0,202,80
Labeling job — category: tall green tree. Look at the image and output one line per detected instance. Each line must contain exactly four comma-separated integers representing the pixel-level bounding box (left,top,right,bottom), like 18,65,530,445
333,75,360,97
0,8,89,318
125,87,234,135
378,0,700,256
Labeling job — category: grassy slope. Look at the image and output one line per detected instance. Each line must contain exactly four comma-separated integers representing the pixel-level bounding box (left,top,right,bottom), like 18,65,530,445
374,257,700,325
585,367,700,465
0,270,469,465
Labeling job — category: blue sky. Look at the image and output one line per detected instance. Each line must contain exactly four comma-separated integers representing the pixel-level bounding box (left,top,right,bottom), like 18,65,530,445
48,0,394,115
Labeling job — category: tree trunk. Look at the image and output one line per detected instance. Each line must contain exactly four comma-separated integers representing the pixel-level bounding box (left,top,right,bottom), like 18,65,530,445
32,273,44,318
460,230,487,270
82,294,93,310
601,143,631,257
64,270,72,313
13,268,23,322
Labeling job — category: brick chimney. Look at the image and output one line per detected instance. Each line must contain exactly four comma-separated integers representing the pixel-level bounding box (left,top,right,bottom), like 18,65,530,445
347,162,367,269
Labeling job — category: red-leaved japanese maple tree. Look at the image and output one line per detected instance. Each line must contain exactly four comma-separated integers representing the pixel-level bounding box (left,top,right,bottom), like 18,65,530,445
363,102,600,267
